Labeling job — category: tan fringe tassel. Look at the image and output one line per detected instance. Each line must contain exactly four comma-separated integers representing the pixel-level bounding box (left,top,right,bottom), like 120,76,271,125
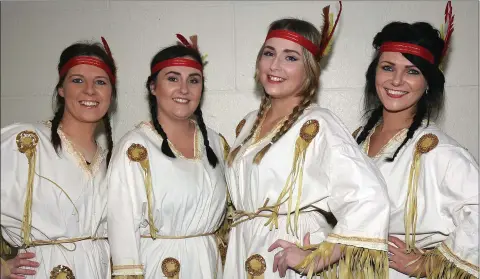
140,159,158,239
405,134,439,253
16,131,39,248
295,242,388,279
404,150,421,253
260,120,318,235
421,245,478,279
127,144,158,239
21,148,36,247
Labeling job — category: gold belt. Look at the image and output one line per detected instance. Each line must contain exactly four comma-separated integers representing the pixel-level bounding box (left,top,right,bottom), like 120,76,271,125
25,236,107,248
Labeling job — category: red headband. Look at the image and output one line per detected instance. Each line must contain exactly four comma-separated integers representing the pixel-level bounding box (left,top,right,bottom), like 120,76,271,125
59,56,116,82
379,42,435,64
151,58,203,75
265,29,320,56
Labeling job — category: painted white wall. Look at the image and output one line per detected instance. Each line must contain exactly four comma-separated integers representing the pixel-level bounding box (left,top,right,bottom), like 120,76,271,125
1,1,478,161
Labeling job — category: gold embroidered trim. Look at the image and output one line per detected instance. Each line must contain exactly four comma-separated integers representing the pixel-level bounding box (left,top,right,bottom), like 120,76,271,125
362,122,408,158
16,130,39,153
140,121,202,160
416,133,439,154
300,120,319,142
219,133,230,161
127,144,148,162
112,265,144,271
235,119,246,137
245,254,266,276
50,265,75,279
437,243,479,272
43,121,106,175
161,257,180,278
328,233,387,244
251,108,287,144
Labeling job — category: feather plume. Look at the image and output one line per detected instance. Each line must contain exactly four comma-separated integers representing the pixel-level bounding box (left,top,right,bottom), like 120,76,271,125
176,33,191,48
318,5,331,57
101,36,112,58
441,1,454,59
319,1,343,57
189,35,198,50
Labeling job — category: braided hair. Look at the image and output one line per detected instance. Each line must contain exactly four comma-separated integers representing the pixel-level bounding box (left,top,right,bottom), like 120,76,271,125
52,42,117,165
146,45,218,168
228,18,322,166
356,22,445,161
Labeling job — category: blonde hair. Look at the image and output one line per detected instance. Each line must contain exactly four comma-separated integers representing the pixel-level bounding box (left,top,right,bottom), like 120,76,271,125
228,18,322,166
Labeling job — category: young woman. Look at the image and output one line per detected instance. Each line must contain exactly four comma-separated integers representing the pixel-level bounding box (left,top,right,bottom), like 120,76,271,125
354,4,478,278
107,36,228,279
1,38,117,279
223,3,392,278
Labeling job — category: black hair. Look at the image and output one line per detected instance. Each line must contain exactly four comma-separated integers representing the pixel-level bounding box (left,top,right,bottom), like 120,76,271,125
146,44,218,168
356,22,445,161
52,41,117,165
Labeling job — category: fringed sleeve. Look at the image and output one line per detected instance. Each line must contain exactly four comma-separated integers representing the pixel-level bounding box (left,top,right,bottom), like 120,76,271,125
422,145,479,278
296,116,390,278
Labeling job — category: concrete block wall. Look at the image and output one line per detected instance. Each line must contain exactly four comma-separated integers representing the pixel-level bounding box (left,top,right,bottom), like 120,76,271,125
1,1,478,161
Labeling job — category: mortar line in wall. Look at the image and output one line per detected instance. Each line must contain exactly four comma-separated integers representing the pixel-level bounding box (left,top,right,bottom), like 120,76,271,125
232,2,237,91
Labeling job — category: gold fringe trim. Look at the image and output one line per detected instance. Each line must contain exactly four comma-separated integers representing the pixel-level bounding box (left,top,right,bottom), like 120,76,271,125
127,144,158,239
16,130,39,248
261,120,319,236
405,134,438,253
295,242,388,279
421,244,479,279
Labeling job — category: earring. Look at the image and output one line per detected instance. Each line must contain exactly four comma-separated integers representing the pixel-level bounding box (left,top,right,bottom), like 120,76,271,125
425,88,429,95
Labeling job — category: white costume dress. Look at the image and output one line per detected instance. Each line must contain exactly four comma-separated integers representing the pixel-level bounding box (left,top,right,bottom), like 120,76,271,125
1,122,110,279
356,122,479,278
223,104,391,279
107,121,228,279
